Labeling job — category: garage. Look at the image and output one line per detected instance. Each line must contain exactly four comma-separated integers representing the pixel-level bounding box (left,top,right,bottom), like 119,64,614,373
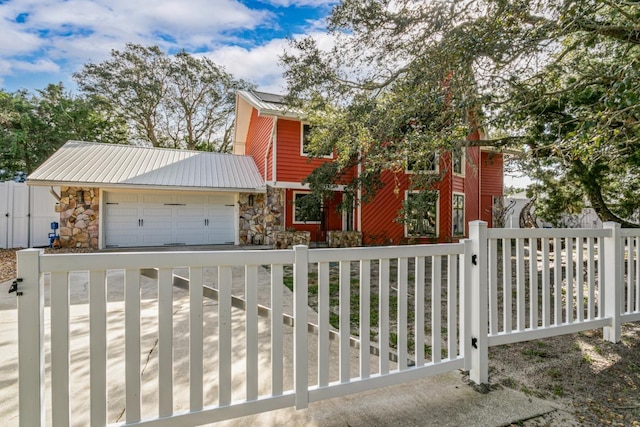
27,141,265,249
104,191,236,247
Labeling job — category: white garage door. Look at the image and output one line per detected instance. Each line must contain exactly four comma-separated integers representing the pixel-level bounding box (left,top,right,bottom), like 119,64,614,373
104,191,236,247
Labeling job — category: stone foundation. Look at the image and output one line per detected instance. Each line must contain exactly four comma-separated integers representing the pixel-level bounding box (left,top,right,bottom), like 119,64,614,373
239,186,285,246
273,231,311,249
56,187,99,249
327,231,362,248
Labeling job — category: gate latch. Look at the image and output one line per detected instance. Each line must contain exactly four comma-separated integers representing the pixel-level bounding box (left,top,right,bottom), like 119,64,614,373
8,278,23,296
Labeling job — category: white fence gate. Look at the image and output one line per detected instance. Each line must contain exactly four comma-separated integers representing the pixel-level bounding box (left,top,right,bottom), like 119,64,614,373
13,221,640,426
0,182,59,249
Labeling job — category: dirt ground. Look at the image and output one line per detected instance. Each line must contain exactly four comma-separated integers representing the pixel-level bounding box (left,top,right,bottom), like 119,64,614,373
3,248,640,426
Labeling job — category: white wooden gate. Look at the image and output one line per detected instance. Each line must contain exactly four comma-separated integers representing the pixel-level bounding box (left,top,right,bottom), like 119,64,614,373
0,182,59,249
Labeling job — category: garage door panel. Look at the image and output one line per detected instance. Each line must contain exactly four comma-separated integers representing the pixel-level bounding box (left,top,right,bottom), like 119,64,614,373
105,191,237,247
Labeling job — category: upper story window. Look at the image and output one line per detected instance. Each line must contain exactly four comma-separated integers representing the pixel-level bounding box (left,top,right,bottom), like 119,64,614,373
301,124,332,158
453,193,465,236
406,152,439,174
404,190,439,238
453,149,465,176
293,191,323,224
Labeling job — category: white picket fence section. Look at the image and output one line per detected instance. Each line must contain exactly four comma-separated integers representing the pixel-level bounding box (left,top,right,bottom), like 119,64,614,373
0,182,59,249
14,221,640,426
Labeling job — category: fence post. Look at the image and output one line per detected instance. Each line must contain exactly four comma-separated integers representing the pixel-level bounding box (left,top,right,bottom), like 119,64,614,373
603,222,622,343
461,238,473,371
293,245,309,409
469,221,489,384
17,248,45,427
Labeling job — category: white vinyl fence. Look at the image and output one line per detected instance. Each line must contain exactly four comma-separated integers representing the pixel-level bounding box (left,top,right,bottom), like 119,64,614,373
0,182,59,249
14,221,640,426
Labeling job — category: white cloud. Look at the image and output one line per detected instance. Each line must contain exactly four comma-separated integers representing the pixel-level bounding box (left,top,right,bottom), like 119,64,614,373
261,0,336,7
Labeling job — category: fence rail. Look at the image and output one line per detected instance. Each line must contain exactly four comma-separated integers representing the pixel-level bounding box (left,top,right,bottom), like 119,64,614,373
15,221,640,426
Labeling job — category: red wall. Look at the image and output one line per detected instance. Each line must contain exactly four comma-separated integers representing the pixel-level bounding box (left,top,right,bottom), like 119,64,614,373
480,151,504,225
244,108,274,180
276,119,335,183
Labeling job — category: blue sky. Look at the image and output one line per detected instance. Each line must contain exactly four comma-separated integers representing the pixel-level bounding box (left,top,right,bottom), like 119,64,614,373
0,0,337,94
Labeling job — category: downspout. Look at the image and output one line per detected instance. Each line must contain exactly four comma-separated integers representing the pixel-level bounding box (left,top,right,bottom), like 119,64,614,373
264,117,278,183
49,186,61,202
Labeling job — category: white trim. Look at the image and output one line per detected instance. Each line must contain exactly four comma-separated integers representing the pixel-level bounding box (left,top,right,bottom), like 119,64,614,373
28,181,266,193
452,192,465,236
300,123,333,159
292,191,322,225
404,190,440,238
98,188,104,250
272,117,278,182
267,181,346,191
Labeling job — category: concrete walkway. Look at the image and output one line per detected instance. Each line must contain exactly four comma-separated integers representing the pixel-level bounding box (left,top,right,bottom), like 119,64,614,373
0,266,555,427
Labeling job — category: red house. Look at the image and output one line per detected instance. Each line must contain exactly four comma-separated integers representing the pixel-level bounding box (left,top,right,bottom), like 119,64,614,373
234,90,503,246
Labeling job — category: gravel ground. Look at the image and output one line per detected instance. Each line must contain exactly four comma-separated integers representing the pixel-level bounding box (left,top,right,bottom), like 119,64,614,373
2,248,640,426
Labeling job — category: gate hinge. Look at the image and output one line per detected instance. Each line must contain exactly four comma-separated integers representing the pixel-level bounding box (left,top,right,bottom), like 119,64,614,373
471,254,477,265
471,337,478,349
9,278,23,296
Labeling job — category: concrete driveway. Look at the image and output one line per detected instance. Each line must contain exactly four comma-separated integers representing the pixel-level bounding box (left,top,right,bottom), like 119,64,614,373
0,262,555,427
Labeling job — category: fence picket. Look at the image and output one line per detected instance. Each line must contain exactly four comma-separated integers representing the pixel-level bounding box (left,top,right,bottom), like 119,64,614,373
432,255,442,364
379,259,390,375
218,266,232,406
414,257,425,367
553,237,562,326
447,254,458,359
50,271,69,427
246,265,259,401
541,238,550,327
588,237,596,319
317,262,330,387
89,270,107,427
339,260,351,382
359,260,371,379
158,268,173,417
489,239,498,335
636,237,640,313
397,257,408,370
502,238,512,333
566,238,574,323
270,264,284,395
627,238,635,314
516,238,525,331
576,238,584,322
125,269,141,423
529,238,538,329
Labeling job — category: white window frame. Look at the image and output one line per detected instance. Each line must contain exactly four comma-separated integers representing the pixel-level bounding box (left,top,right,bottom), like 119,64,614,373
452,192,465,236
404,190,440,238
301,123,333,158
292,191,322,224
453,148,465,177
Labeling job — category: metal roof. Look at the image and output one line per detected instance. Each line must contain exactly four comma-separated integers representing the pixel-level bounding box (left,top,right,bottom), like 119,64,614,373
236,90,303,118
28,141,265,191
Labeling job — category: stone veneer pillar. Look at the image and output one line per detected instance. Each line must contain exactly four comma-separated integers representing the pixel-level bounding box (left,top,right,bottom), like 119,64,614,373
238,186,285,246
56,186,99,249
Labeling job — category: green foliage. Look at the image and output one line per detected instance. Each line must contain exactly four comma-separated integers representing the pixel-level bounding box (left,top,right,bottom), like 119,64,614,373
282,0,640,226
74,43,252,151
0,84,128,179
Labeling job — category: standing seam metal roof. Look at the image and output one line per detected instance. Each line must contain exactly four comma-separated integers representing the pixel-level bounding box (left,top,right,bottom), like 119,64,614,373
28,141,265,190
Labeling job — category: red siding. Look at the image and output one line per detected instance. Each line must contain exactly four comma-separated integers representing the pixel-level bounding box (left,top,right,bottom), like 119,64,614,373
245,108,274,180
464,146,481,232
276,119,334,183
480,151,504,226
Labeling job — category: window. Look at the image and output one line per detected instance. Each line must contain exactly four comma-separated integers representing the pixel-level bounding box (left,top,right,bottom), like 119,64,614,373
453,193,465,236
405,191,439,238
293,192,322,224
301,124,332,158
452,149,465,176
406,152,438,173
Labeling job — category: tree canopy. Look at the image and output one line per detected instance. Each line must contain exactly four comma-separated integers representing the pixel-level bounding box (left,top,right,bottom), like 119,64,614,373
0,83,127,180
282,0,640,226
74,43,253,152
